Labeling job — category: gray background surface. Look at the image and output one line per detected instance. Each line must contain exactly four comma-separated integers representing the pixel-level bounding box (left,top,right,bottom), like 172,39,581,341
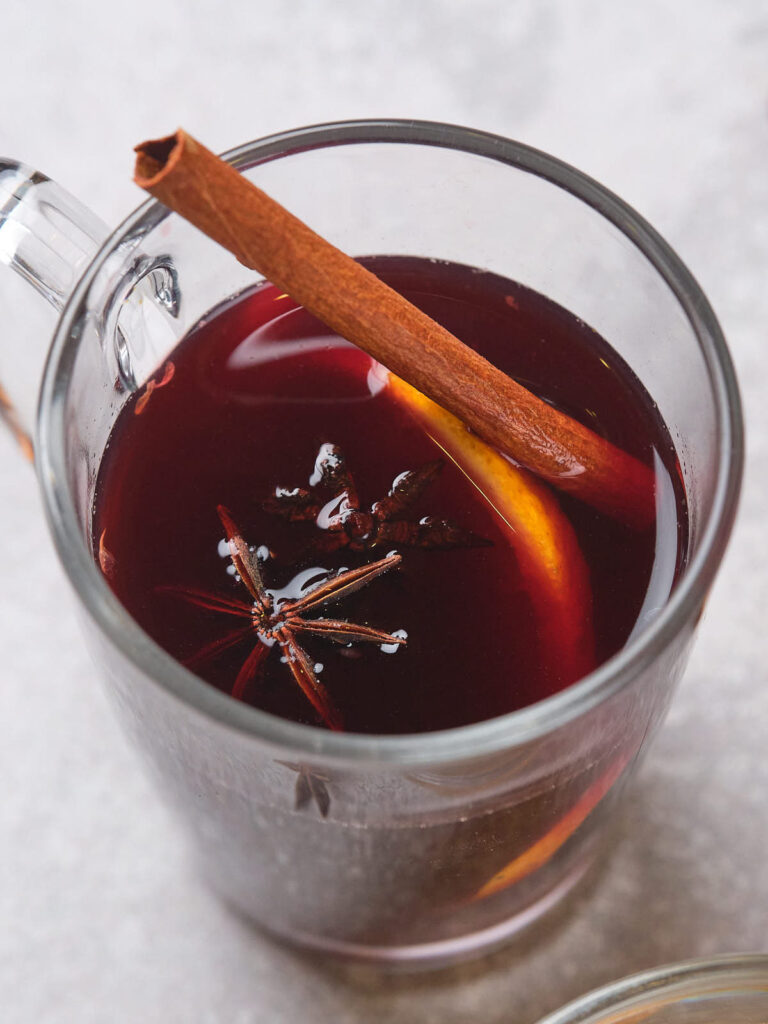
1,2,766,1021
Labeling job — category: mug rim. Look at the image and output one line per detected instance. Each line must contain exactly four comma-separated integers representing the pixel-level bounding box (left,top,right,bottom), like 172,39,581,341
534,953,768,1024
36,118,744,765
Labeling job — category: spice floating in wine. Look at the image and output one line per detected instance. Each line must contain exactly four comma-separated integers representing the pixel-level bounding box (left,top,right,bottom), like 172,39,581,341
162,504,404,730
265,443,492,553
92,257,687,734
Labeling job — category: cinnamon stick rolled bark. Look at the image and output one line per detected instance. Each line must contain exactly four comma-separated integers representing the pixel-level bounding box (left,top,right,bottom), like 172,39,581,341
134,130,655,530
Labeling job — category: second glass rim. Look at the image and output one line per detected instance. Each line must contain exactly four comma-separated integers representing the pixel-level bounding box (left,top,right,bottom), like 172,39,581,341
36,118,744,765
534,953,768,1024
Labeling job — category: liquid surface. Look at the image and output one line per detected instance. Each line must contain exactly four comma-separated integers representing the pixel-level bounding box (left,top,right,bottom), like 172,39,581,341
93,257,687,734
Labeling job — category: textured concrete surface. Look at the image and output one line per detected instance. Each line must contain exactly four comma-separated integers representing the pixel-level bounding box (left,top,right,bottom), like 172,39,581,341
1,2,766,1021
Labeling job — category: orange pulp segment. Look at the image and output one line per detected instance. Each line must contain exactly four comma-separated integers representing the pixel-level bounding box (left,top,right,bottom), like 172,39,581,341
386,371,595,690
472,752,630,899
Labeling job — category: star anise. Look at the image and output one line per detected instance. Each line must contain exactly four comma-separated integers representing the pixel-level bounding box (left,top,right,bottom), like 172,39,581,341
162,504,405,731
264,442,491,553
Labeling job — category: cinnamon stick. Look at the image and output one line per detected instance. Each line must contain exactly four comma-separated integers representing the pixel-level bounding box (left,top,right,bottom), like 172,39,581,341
134,129,655,530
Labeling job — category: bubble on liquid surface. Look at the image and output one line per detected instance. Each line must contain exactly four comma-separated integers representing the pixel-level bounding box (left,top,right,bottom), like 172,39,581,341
381,629,407,654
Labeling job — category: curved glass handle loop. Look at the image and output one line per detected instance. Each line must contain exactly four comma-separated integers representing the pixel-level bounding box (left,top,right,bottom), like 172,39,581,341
0,160,109,456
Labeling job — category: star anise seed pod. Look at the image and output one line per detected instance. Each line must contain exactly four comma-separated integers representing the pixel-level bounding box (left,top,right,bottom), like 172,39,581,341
160,504,405,730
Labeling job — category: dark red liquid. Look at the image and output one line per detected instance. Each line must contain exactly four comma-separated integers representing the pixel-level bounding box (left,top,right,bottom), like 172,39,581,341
93,258,686,734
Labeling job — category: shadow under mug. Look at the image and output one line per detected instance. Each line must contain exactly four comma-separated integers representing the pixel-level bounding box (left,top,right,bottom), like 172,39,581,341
0,121,743,965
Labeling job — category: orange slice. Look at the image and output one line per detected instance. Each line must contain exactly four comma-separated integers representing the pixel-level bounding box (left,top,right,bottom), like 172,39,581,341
386,372,595,689
385,374,625,903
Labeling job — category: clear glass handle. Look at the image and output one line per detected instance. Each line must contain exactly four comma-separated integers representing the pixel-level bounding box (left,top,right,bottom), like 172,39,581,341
0,160,109,456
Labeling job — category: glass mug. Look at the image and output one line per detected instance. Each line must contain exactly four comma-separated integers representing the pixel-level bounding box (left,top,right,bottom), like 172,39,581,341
0,121,743,965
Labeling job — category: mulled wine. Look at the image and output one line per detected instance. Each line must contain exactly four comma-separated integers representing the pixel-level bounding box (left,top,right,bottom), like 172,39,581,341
92,256,686,735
